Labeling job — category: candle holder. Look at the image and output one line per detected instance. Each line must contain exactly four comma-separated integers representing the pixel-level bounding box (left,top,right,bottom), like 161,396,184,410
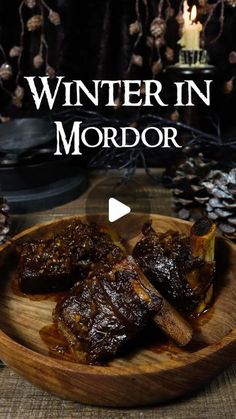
166,61,216,131
179,48,208,67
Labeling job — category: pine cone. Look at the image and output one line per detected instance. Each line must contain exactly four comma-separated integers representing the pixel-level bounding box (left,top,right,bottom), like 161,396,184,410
226,0,236,7
203,169,236,240
0,198,10,244
224,78,234,94
165,47,174,62
27,15,43,32
129,20,140,36
24,0,36,8
172,153,216,221
48,10,61,26
169,140,236,240
13,85,24,108
198,0,213,15
166,7,175,18
0,63,13,80
33,54,44,69
132,54,143,67
46,65,55,78
9,46,22,58
229,51,236,64
150,17,166,38
170,110,180,122
154,36,165,49
15,85,24,99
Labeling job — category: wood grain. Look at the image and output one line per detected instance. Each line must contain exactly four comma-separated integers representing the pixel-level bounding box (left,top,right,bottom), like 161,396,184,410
0,214,235,407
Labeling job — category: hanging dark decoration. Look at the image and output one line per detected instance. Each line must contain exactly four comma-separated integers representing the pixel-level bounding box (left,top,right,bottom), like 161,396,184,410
171,152,217,221
0,0,62,116
203,168,236,240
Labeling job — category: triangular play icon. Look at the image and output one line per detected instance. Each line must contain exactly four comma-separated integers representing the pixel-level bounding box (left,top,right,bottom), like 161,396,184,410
108,197,131,222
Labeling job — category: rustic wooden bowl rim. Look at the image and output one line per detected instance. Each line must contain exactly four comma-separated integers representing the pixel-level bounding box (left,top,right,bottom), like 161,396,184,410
0,213,235,377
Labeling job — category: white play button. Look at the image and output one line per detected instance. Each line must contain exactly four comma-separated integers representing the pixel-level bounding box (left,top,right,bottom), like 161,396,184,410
108,197,131,223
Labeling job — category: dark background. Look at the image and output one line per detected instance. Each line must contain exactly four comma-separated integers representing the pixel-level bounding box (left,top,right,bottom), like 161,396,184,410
0,1,234,122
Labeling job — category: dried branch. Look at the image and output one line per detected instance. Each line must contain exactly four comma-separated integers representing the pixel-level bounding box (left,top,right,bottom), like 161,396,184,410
203,0,225,44
0,45,7,62
85,109,236,180
16,0,25,85
126,0,143,75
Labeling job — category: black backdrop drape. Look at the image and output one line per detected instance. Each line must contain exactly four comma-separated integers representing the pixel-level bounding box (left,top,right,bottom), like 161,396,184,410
0,0,235,135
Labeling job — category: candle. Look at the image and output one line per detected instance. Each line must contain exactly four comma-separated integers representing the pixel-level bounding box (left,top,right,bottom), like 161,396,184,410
179,1,202,50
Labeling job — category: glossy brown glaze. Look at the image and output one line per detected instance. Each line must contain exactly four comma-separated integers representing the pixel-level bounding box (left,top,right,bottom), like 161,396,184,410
0,214,235,407
133,222,214,314
18,220,124,294
54,257,162,364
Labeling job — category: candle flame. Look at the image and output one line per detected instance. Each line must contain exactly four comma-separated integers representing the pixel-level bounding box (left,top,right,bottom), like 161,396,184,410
191,5,197,22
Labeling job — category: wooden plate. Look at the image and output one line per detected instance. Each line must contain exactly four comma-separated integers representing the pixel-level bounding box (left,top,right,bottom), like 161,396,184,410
0,214,235,407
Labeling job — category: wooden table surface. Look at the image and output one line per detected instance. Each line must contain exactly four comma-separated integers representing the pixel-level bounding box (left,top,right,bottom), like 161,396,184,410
0,170,236,419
